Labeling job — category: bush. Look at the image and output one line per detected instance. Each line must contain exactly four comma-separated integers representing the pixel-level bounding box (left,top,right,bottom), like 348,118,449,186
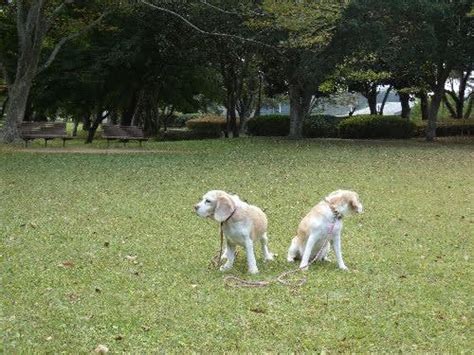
339,115,416,139
174,113,201,128
158,128,221,141
414,122,474,137
185,114,226,134
303,115,344,138
247,115,290,136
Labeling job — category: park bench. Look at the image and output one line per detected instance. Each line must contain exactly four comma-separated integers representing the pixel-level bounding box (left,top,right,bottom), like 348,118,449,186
19,122,72,147
101,124,148,147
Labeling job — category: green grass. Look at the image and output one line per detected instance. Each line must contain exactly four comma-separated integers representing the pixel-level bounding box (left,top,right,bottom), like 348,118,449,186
1,137,473,352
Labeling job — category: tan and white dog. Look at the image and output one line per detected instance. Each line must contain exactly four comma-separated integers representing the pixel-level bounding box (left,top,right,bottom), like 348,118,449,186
287,190,363,271
194,190,274,274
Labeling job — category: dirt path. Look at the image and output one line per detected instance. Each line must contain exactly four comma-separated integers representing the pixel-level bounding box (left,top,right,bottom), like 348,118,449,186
7,147,191,154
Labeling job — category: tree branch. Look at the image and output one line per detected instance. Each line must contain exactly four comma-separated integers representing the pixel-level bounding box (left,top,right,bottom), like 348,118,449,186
16,0,27,50
37,12,107,74
140,0,278,51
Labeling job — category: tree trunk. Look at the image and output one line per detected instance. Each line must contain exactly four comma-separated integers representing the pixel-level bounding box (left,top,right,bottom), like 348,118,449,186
229,92,239,138
288,82,311,139
426,90,443,142
3,78,35,142
464,95,473,119
443,92,457,118
378,85,392,115
399,92,411,119
254,72,263,118
121,91,138,126
86,111,108,143
72,118,79,137
455,69,470,118
367,84,378,115
82,114,91,131
426,67,451,141
419,92,429,120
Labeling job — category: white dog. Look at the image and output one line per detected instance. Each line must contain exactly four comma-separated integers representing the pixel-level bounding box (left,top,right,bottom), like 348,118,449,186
194,190,274,274
287,190,363,271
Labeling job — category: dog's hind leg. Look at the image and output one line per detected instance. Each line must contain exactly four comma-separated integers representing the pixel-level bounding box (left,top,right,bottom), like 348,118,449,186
319,242,330,261
300,233,320,271
245,238,259,274
260,233,274,262
287,236,300,262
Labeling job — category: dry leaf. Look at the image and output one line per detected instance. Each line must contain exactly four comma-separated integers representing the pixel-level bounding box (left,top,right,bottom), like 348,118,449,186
94,344,109,353
59,261,74,268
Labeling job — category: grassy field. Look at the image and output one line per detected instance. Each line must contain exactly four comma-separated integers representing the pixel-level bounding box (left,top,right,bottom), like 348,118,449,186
1,137,473,352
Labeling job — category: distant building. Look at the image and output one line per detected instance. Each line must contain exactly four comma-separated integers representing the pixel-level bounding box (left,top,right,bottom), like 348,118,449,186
260,88,414,117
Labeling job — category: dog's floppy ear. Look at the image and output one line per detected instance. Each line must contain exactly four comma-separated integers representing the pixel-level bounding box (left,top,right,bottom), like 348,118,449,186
214,194,235,222
349,194,363,213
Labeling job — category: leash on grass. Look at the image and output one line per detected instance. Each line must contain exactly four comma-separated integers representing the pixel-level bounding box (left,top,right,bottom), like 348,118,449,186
212,198,342,288
222,236,330,288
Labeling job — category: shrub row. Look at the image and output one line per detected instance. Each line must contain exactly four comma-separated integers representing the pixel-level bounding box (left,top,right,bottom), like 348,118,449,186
247,114,418,139
158,128,221,141
246,114,289,136
339,115,416,139
186,114,226,130
414,123,474,137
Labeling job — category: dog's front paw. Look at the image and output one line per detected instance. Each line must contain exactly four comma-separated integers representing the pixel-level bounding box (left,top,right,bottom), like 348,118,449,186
300,265,309,272
339,265,349,271
220,263,232,272
265,253,275,262
248,267,259,274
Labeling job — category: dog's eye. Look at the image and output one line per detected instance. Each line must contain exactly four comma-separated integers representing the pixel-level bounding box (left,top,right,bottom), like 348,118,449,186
205,199,211,204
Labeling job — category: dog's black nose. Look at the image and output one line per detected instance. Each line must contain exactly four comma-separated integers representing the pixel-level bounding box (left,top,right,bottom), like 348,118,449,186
193,204,199,211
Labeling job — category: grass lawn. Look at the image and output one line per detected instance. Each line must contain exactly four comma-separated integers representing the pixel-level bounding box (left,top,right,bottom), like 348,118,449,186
1,137,473,352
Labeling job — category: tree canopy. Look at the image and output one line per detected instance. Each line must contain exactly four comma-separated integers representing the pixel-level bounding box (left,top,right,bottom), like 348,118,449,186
0,0,472,143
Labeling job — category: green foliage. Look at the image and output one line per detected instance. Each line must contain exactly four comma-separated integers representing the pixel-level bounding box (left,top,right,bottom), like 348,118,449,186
0,138,472,352
247,115,290,136
339,115,416,139
303,115,345,138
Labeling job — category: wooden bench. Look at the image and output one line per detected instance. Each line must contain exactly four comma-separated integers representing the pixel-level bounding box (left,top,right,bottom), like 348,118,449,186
102,124,148,147
19,122,72,147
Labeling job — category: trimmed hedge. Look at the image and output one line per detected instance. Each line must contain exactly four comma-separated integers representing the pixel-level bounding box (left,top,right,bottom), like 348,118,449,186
173,113,201,128
303,115,345,138
339,115,416,139
158,128,221,141
247,114,342,137
185,115,226,133
414,123,474,137
247,115,290,136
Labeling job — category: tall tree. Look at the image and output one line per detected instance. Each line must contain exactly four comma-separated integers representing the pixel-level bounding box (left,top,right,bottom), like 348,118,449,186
0,0,106,143
255,0,348,138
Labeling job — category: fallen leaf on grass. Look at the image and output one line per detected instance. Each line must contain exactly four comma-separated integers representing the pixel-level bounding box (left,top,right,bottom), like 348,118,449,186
59,261,74,268
250,308,266,314
94,344,109,353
